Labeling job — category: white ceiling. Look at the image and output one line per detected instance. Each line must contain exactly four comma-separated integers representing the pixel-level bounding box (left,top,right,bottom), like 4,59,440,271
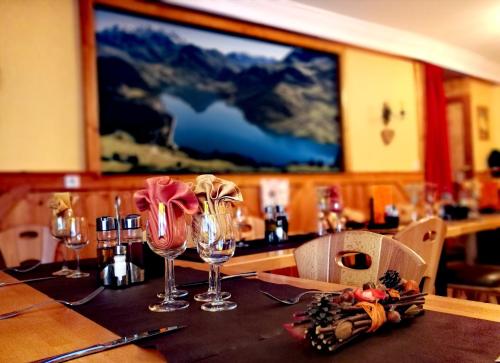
297,0,500,65
165,0,500,82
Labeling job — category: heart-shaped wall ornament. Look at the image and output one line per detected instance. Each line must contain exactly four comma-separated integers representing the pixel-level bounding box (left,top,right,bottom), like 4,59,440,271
381,128,395,145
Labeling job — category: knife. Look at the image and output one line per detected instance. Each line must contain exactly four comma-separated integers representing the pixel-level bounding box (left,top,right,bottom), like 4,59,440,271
31,325,186,363
178,271,257,287
0,276,56,287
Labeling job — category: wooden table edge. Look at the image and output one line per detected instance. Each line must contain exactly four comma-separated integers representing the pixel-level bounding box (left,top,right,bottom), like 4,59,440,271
0,272,166,362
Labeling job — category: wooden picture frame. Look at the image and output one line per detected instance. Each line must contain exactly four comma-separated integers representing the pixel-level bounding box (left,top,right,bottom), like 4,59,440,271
79,0,345,173
477,106,490,141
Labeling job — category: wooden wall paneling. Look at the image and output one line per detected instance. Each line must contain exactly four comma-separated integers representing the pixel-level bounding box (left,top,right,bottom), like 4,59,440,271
0,172,424,260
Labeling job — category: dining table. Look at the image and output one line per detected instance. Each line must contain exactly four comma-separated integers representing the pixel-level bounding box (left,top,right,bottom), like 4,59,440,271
176,214,500,273
1,260,499,362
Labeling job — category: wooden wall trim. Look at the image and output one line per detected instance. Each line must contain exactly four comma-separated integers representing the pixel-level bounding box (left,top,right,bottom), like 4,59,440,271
80,0,101,172
0,171,423,259
0,171,423,192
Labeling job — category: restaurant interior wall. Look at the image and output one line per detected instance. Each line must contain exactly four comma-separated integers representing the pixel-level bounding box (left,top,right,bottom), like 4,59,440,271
444,78,500,172
469,80,500,172
1,0,423,173
0,0,85,171
342,48,421,172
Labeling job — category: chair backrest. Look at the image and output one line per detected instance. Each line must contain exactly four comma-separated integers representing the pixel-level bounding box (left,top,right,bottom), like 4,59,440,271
393,216,446,293
294,231,426,287
239,216,265,241
0,225,57,268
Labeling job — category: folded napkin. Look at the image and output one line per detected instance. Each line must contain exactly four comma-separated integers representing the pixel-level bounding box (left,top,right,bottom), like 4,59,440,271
134,176,198,250
193,174,243,214
48,192,73,216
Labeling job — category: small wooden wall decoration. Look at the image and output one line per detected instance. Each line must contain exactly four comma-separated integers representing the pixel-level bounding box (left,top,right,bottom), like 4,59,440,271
477,106,490,141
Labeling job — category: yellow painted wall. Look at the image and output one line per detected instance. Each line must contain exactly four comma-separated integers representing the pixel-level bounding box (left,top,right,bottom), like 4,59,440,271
491,85,500,150
0,1,422,172
0,0,84,171
468,80,500,171
343,49,421,171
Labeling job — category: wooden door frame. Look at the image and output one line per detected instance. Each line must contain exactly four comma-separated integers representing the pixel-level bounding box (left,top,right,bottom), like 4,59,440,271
446,96,474,179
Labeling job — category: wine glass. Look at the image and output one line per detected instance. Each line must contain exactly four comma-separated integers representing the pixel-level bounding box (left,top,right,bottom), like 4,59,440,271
64,216,90,278
156,263,188,299
424,182,438,216
147,203,189,312
234,206,252,248
49,215,74,276
190,212,237,312
149,220,188,300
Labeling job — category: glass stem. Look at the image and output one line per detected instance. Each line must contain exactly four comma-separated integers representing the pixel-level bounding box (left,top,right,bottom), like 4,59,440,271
164,257,174,302
75,250,81,273
213,264,222,303
168,258,177,291
60,240,69,269
208,264,216,293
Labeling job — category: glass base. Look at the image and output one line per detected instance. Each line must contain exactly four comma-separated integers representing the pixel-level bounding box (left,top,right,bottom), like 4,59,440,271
194,291,231,302
157,288,188,299
52,266,73,276
201,300,237,312
149,299,189,312
66,271,89,279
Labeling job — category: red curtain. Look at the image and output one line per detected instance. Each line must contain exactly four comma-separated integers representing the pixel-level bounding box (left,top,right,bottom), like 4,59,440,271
423,63,452,195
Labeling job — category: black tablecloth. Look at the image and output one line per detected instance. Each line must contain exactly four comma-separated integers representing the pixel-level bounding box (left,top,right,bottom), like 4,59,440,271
7,262,500,363
179,233,317,263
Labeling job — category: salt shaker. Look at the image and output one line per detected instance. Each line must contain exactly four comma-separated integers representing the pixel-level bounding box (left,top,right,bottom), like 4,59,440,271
122,214,145,284
96,216,117,286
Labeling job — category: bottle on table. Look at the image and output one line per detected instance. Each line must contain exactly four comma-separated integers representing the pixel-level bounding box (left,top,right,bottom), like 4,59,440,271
264,205,277,244
317,197,329,236
275,205,288,242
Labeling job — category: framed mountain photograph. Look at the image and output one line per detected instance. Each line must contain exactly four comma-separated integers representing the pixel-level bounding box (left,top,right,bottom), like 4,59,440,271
82,1,343,173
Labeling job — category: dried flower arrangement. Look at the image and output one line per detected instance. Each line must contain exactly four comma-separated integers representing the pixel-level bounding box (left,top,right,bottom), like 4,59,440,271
284,270,426,353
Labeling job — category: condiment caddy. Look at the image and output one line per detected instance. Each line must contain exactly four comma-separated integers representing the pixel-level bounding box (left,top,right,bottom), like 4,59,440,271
96,199,149,288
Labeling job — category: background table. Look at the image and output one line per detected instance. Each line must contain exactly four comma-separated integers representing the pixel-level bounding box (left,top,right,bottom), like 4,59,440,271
177,215,500,273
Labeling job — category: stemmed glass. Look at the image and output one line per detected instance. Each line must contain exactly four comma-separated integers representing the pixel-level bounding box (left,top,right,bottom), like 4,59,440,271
190,212,237,312
234,206,252,247
49,215,74,276
64,216,90,278
147,203,189,312
424,182,438,216
156,264,188,299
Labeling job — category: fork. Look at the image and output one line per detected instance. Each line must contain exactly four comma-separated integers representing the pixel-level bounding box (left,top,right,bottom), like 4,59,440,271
8,261,42,273
0,286,105,320
259,289,340,305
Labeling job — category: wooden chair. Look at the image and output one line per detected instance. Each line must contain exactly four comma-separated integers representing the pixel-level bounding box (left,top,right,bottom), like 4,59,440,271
393,216,446,293
294,231,426,287
0,225,57,268
446,263,500,304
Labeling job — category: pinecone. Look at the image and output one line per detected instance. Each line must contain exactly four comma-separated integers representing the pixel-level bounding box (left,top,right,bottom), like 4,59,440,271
308,296,335,327
379,270,401,289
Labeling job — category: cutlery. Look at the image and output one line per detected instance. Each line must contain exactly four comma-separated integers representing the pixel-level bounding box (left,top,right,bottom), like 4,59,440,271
31,325,186,363
5,261,42,273
259,289,340,305
178,271,257,287
0,276,56,287
0,286,104,320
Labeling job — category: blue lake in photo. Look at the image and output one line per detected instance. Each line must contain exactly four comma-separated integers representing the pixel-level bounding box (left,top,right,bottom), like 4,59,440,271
161,93,339,167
